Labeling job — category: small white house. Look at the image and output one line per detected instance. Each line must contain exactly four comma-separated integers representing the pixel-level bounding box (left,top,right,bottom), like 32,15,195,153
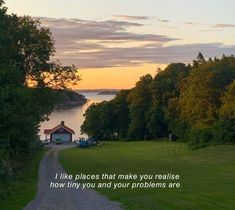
44,121,75,143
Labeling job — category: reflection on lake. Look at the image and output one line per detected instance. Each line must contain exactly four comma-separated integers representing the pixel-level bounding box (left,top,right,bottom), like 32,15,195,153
39,92,115,140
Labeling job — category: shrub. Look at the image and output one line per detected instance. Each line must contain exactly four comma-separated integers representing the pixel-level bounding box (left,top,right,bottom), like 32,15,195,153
188,127,214,149
212,119,235,144
0,159,13,183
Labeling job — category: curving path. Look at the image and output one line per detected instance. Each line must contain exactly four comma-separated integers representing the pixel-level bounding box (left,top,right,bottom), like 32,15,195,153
24,145,122,210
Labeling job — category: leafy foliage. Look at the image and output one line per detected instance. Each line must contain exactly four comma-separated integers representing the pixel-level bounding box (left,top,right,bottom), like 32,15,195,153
81,90,130,140
82,54,235,147
127,75,153,140
0,1,79,178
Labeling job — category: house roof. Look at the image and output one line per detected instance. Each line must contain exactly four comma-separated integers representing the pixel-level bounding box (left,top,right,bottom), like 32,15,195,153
44,121,75,135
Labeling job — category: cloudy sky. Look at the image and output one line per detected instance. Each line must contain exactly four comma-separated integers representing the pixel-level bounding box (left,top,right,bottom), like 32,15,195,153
6,0,235,89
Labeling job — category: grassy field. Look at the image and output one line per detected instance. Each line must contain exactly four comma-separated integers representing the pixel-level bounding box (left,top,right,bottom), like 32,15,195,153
60,141,235,210
0,149,46,210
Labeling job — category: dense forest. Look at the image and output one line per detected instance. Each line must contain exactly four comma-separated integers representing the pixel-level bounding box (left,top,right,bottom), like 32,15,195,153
0,1,78,180
81,53,235,148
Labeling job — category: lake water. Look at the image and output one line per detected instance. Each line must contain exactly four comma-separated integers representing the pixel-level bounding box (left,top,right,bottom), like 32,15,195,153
39,92,115,140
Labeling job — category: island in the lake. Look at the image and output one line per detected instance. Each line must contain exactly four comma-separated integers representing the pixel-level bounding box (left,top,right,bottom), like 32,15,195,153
57,90,88,108
98,90,119,95
77,89,121,95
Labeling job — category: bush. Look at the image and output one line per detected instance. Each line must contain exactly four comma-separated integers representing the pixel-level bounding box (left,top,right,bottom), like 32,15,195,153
212,119,235,144
188,127,214,149
0,159,13,183
187,119,235,149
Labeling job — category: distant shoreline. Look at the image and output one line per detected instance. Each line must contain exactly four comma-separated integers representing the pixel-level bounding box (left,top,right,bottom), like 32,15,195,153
98,90,118,95
76,89,128,93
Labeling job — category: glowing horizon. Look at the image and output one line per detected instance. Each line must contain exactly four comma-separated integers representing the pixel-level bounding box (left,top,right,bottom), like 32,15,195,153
6,0,235,89
74,63,166,90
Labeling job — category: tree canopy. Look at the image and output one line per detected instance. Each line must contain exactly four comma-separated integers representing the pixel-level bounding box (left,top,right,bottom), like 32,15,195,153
82,54,235,147
0,1,79,164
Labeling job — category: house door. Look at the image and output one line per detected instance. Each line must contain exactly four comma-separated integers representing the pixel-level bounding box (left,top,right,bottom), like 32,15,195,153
52,134,71,143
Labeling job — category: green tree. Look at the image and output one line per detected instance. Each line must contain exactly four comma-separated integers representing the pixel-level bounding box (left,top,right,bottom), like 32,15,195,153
220,81,235,119
112,90,130,139
0,1,79,160
212,81,235,144
81,90,130,140
127,75,153,140
179,56,235,147
81,103,103,139
192,52,206,68
148,63,190,138
179,56,235,128
81,101,116,140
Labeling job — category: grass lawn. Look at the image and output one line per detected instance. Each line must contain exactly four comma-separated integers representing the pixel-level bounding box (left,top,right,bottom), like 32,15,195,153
0,149,46,210
59,141,235,210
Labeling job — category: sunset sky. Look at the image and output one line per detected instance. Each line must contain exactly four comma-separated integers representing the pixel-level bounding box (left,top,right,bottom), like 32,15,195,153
6,0,235,89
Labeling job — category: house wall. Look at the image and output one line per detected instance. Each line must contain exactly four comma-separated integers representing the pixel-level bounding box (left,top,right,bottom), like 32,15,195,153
51,133,71,143
50,129,72,143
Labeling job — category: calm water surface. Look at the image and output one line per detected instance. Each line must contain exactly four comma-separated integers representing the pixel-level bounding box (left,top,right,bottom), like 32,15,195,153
39,92,115,140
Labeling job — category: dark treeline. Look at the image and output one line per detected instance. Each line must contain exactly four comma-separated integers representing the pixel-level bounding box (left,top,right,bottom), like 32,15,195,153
0,1,78,180
81,53,235,147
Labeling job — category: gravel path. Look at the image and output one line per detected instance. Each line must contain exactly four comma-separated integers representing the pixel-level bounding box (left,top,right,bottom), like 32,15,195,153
24,145,122,210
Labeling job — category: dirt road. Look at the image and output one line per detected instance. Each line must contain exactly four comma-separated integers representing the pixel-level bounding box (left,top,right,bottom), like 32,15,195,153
24,145,122,210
